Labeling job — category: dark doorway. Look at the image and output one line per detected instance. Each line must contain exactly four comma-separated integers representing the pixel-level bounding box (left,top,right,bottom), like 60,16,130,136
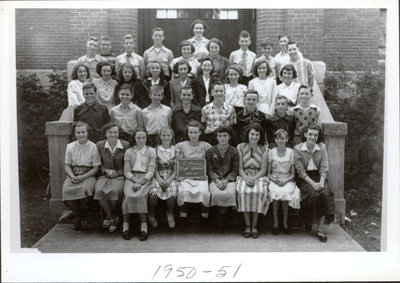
139,9,256,58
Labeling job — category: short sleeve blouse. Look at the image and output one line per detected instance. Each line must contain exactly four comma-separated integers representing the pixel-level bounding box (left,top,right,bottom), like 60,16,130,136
268,147,294,179
176,141,211,158
65,141,101,167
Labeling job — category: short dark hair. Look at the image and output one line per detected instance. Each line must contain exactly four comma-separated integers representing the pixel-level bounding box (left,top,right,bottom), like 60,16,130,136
244,89,259,100
173,59,192,74
253,59,271,77
123,34,134,42
191,19,207,35
184,120,205,141
71,64,90,80
279,64,297,79
152,27,164,34
103,122,119,133
215,126,233,139
275,95,289,103
301,124,324,143
72,121,92,137
82,81,97,92
197,57,214,77
179,40,195,54
130,128,150,146
96,61,114,77
180,85,193,94
244,125,265,145
260,39,273,48
298,84,313,95
87,36,98,42
206,38,223,51
239,30,250,39
211,81,225,91
287,40,298,47
100,35,111,42
278,33,290,40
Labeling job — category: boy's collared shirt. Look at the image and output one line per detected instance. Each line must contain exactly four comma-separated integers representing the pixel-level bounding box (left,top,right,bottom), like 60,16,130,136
171,104,201,142
229,49,256,77
143,45,174,77
266,111,295,146
76,54,107,79
142,104,172,135
294,141,329,180
111,102,143,135
289,57,315,87
300,142,320,170
201,102,237,134
236,108,268,143
115,51,145,79
100,53,117,68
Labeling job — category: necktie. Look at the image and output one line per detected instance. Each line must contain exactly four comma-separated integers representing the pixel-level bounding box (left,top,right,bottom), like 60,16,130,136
240,51,247,74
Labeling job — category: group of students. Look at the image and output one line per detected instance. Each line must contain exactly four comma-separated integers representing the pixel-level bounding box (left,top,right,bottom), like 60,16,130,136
62,20,335,243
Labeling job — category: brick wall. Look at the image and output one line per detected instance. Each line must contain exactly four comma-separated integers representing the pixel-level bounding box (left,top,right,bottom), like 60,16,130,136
256,9,381,71
16,9,382,71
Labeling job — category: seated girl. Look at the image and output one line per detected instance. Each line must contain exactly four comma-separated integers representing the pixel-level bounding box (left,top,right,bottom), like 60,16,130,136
93,61,118,112
205,126,239,231
110,84,144,142
148,127,179,229
248,59,277,117
293,125,335,242
122,129,156,241
236,125,269,238
224,65,247,113
62,121,101,230
68,64,90,107
267,129,300,235
137,61,171,109
175,120,212,227
94,123,130,232
114,63,139,105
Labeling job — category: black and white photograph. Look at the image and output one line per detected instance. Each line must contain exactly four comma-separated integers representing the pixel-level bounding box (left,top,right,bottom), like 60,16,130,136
1,0,399,281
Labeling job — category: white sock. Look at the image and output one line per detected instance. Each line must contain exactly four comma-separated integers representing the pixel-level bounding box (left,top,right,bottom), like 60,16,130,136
180,211,187,218
141,222,148,233
123,222,129,232
201,212,209,218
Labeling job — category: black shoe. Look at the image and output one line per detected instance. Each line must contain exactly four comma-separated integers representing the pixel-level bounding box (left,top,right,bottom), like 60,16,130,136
179,217,188,229
73,217,81,231
316,230,327,242
139,231,148,241
272,226,279,235
200,217,209,227
282,226,292,235
122,230,131,240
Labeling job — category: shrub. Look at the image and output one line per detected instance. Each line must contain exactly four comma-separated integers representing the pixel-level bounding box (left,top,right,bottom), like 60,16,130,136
17,70,68,184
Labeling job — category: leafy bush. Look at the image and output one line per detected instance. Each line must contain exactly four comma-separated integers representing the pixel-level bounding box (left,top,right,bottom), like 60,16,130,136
17,70,68,184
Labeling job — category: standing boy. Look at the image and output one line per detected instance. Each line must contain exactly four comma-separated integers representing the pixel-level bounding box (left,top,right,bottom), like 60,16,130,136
142,84,172,147
99,36,116,69
115,34,145,79
76,36,107,79
228,30,256,86
254,39,276,78
143,27,174,80
288,41,315,88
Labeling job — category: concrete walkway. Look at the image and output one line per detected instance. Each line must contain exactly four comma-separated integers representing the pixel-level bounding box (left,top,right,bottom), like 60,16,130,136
33,223,364,253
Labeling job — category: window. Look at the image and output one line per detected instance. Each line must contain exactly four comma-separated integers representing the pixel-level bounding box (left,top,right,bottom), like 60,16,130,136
156,9,189,19
205,9,238,20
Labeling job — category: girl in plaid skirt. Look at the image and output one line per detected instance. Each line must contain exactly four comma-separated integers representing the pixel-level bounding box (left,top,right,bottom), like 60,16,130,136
148,127,179,229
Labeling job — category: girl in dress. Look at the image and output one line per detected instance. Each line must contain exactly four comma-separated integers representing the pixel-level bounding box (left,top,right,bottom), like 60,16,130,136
267,129,301,235
205,126,239,231
114,63,139,106
110,84,144,142
293,125,335,242
236,125,270,238
248,59,277,117
148,127,179,229
137,61,171,109
68,64,90,107
224,65,247,113
170,40,200,78
187,19,210,60
122,129,156,241
62,121,101,230
176,120,212,227
93,61,118,112
274,64,300,113
94,123,130,232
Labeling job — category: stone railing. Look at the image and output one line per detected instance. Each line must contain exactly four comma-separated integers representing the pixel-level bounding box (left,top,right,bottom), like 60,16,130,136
46,61,347,224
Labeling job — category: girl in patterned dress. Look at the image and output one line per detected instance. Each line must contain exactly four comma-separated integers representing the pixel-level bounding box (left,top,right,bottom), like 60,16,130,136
148,127,179,229
267,129,301,235
248,59,277,117
236,125,270,238
224,65,247,113
93,61,118,112
62,121,101,230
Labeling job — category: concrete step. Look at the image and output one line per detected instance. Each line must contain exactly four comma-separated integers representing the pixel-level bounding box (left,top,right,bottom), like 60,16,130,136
33,222,364,253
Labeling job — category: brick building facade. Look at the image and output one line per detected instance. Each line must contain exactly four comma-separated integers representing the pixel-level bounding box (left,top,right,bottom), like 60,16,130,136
16,9,385,71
